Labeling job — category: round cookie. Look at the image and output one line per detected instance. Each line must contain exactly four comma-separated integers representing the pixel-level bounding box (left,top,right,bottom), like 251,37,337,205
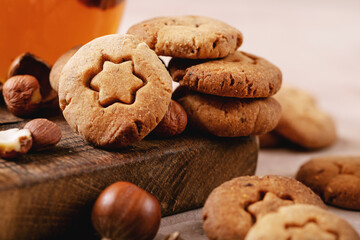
296,156,360,210
202,175,326,240
169,51,282,98
273,86,337,149
50,45,81,92
245,204,360,240
174,88,281,137
58,34,172,148
127,16,243,59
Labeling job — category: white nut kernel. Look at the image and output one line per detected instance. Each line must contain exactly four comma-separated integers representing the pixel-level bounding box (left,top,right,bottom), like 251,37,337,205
0,128,33,159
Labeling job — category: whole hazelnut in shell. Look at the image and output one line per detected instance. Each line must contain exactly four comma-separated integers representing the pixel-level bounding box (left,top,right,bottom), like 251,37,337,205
92,181,161,240
3,75,42,117
152,100,188,137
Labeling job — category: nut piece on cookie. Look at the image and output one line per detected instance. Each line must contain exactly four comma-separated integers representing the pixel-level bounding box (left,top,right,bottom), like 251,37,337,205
58,34,172,148
296,156,360,210
169,51,282,98
245,204,360,240
202,175,325,240
174,89,281,137
0,128,32,159
273,86,337,149
127,16,243,59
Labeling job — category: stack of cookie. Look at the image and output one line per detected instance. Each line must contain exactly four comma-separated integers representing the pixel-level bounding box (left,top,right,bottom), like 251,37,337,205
128,15,282,137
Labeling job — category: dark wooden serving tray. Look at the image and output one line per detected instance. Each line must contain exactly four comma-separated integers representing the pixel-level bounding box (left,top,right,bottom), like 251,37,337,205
0,105,258,239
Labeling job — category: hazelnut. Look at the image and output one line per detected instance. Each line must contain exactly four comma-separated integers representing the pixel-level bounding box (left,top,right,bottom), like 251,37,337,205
0,128,32,159
50,46,81,92
3,75,42,117
153,100,188,137
92,181,161,240
7,52,55,101
24,118,62,150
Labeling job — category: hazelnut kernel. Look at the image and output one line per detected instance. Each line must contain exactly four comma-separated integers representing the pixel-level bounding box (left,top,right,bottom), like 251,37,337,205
3,75,42,117
24,118,62,150
0,128,32,159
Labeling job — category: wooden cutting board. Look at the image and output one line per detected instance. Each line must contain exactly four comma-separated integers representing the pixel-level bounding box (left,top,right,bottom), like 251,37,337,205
0,105,258,240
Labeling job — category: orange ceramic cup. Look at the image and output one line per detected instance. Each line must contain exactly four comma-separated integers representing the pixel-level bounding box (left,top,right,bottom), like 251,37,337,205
0,0,126,84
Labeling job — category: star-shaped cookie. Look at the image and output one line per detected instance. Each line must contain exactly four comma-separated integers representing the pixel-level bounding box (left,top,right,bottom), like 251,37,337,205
90,61,144,106
247,192,293,219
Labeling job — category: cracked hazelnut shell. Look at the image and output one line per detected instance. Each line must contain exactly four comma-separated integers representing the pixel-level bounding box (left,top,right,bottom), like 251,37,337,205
92,181,161,240
7,52,54,101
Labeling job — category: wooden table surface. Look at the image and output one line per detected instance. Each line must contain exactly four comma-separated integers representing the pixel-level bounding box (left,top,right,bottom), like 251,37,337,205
118,0,360,238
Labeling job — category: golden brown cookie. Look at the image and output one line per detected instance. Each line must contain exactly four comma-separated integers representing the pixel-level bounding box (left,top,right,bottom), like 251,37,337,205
245,204,360,240
296,156,360,210
127,16,243,59
174,89,281,137
169,51,282,98
202,175,326,240
58,34,172,148
273,86,337,149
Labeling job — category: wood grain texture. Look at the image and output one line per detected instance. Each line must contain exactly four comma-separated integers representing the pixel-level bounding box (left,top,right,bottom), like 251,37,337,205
0,105,257,239
0,102,22,125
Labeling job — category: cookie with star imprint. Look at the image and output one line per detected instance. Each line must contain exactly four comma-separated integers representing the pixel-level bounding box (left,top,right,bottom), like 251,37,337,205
202,175,326,240
58,34,172,148
245,204,360,240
